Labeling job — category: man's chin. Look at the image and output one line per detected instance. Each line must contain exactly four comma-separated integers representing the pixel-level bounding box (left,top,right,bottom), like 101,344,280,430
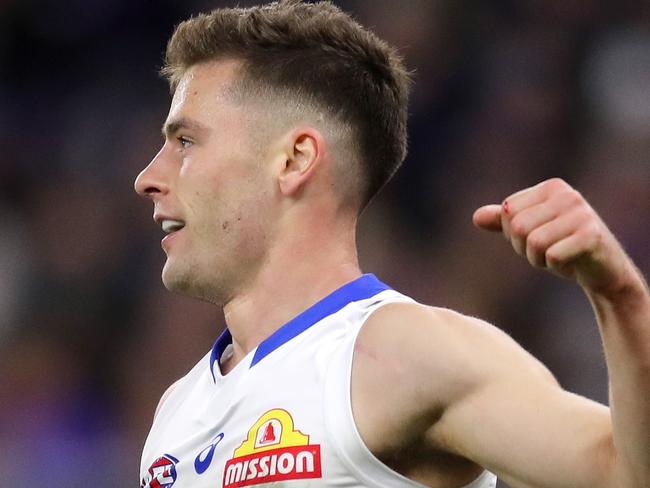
161,264,214,302
161,263,192,294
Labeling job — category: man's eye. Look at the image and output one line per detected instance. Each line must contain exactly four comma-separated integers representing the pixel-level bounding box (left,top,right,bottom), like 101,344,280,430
177,136,193,149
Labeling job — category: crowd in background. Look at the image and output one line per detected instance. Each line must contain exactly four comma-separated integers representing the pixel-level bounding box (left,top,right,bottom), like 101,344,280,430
1,1,649,486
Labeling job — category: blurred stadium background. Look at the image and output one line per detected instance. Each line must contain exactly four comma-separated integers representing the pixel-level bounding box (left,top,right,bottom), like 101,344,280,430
1,0,649,486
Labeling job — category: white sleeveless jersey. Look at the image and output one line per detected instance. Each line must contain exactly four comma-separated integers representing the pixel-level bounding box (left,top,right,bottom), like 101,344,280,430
140,274,497,488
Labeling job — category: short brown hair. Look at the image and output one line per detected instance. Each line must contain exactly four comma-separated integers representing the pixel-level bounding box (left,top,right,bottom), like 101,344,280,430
162,0,411,208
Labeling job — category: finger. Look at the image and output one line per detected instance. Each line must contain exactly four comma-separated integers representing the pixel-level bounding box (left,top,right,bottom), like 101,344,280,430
503,179,577,252
502,180,550,217
544,232,586,280
525,208,583,268
473,205,503,232
508,202,560,259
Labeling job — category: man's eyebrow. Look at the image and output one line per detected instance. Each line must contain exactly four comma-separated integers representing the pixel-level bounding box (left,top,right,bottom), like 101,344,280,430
162,117,210,139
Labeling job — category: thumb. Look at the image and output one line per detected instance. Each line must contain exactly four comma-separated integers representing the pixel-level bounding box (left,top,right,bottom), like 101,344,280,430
473,204,503,232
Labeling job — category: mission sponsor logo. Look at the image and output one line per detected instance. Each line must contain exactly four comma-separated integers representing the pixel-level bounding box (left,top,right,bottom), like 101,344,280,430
223,409,322,487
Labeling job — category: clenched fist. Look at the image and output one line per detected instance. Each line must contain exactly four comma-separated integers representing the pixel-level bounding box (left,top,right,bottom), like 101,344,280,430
473,178,640,297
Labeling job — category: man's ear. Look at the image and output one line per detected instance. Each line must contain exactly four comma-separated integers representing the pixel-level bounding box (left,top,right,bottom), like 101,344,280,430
278,128,326,197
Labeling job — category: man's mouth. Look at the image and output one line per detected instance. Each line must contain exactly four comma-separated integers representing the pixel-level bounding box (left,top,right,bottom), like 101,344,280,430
161,219,186,234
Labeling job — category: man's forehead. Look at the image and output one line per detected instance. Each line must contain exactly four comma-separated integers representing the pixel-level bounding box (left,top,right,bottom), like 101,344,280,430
167,60,244,127
171,60,242,106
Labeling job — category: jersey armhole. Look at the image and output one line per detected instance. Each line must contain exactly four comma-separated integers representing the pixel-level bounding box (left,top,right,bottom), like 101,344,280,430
323,294,428,487
154,378,182,421
323,294,497,488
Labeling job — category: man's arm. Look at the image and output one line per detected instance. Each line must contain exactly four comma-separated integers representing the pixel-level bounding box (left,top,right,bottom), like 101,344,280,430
474,177,650,487
354,303,615,488
351,178,649,488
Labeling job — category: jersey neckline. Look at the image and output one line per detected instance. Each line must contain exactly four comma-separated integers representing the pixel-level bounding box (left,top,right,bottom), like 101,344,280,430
209,273,391,382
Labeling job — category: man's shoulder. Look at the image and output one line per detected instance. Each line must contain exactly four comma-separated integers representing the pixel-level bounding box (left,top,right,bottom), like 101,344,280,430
363,300,481,330
354,300,540,407
359,301,508,367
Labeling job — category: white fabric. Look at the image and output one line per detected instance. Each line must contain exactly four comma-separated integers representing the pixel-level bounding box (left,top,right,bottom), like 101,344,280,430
140,286,497,488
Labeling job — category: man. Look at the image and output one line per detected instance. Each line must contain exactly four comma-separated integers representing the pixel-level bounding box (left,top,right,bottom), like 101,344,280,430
134,1,650,487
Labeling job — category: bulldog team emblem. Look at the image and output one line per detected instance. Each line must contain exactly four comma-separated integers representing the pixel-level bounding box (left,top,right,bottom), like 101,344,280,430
223,409,322,487
141,454,178,488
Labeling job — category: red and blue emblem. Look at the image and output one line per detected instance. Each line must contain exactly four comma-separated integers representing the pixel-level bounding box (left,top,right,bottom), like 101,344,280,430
141,454,179,488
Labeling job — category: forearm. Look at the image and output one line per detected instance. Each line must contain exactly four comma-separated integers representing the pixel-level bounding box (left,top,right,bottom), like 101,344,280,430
587,269,650,487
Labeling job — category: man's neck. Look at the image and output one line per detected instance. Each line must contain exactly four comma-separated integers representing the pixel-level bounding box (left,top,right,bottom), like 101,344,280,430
220,224,361,373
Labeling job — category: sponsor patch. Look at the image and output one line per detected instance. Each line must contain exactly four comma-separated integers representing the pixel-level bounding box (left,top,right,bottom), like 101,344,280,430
141,454,178,488
223,409,322,487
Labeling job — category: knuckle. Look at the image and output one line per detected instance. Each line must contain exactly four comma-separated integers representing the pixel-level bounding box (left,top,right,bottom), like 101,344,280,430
569,207,592,228
527,232,545,252
544,177,568,194
576,205,592,220
509,218,528,237
584,224,604,248
559,188,582,207
569,189,584,206
580,219,598,235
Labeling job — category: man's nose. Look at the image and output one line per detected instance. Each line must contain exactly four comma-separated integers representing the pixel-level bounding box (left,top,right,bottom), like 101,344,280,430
134,147,169,198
